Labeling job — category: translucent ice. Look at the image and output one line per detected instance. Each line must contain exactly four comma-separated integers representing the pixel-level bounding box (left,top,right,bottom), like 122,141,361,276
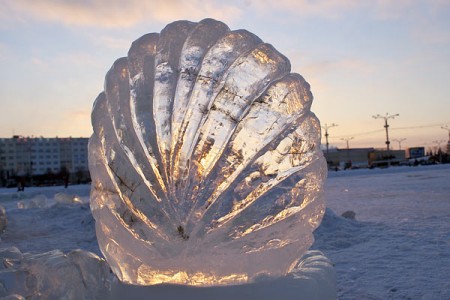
0,247,110,299
89,18,327,286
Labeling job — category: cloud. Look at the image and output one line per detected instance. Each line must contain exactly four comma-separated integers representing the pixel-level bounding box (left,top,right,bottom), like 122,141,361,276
0,0,422,29
97,36,131,50
4,0,242,28
407,2,450,45
60,109,93,136
244,0,450,26
298,58,378,78
66,109,91,123
0,43,8,62
245,0,363,19
368,0,417,20
53,52,102,68
31,57,49,69
411,27,450,44
366,1,450,45
31,50,103,69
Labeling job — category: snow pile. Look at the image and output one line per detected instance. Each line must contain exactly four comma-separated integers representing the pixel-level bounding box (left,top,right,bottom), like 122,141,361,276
0,187,98,255
312,208,375,251
0,205,6,234
17,194,48,209
0,185,336,299
16,192,86,209
0,247,110,299
0,246,335,300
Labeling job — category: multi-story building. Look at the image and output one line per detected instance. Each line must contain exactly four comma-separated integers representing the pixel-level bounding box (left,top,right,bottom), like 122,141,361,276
0,136,89,186
324,147,407,169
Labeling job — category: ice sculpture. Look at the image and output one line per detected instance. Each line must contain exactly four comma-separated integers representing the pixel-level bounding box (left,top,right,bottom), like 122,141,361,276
0,247,110,299
89,18,327,286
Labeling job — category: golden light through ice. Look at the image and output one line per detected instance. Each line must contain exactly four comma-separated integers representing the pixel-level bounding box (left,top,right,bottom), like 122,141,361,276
88,18,327,286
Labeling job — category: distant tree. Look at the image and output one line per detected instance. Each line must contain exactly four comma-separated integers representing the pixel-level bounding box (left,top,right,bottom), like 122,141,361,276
75,167,84,184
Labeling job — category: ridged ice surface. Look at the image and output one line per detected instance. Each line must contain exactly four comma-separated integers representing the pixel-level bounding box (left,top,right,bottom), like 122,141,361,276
89,18,327,286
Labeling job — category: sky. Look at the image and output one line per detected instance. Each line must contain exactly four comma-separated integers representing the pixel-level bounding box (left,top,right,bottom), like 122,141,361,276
1,0,449,151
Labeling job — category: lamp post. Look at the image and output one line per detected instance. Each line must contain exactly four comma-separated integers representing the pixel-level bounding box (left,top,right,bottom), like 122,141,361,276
432,140,445,151
340,137,354,168
442,126,450,155
372,113,399,151
321,123,338,154
432,139,445,163
340,137,354,150
442,125,450,141
393,138,406,150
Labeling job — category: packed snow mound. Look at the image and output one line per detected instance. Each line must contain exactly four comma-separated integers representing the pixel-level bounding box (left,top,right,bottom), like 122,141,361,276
17,193,87,209
17,194,48,209
54,192,85,205
312,208,377,251
341,210,356,219
1,201,99,255
89,18,327,286
0,247,110,299
0,205,6,233
0,247,335,300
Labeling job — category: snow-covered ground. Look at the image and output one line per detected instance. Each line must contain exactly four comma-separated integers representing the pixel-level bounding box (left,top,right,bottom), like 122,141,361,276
1,164,449,299
315,164,450,299
0,185,99,255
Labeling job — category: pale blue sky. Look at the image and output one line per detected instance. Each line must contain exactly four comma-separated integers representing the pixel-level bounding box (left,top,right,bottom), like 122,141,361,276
1,0,449,150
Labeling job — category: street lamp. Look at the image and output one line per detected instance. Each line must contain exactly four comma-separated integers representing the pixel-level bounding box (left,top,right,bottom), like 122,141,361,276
432,139,445,151
340,137,354,167
393,138,406,150
443,126,450,155
432,139,446,163
442,125,450,142
321,123,338,154
372,113,399,151
340,137,354,150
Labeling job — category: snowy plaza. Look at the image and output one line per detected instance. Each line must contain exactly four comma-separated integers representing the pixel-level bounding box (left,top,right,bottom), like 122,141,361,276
1,164,449,299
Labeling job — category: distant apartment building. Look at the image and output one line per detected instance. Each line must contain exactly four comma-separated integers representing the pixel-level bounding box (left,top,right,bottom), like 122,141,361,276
0,136,89,186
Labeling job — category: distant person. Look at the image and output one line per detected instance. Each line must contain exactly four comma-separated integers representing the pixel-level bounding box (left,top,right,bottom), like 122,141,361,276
17,181,24,192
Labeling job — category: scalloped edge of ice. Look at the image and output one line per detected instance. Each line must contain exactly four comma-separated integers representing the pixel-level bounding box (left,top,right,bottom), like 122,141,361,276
110,250,336,300
0,248,336,300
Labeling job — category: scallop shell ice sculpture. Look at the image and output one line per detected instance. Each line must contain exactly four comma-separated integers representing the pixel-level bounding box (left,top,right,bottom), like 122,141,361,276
89,18,327,286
